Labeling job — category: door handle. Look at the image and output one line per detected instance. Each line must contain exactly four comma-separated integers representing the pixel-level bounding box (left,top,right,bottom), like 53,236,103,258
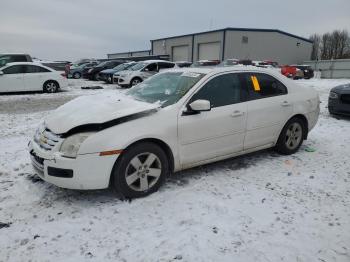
231,110,245,117
281,101,291,107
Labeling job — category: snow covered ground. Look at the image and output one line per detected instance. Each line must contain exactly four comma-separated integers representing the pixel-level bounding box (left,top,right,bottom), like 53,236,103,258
0,78,350,262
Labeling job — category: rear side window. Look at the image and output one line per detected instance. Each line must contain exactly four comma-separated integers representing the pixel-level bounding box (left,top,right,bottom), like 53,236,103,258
145,63,158,72
25,65,50,73
12,55,27,62
243,73,287,100
3,65,25,74
191,73,244,108
158,62,175,69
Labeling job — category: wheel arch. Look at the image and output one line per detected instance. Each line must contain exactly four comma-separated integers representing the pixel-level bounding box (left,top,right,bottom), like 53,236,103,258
278,114,309,142
109,138,175,187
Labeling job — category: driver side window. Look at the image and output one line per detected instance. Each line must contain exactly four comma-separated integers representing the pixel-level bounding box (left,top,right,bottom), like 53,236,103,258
191,73,244,108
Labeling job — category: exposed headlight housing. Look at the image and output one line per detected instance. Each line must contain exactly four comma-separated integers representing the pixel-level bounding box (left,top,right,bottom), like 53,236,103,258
59,133,94,158
329,92,339,99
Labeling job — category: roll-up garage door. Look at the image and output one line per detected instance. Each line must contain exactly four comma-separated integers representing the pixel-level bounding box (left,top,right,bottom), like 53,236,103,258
198,42,221,60
172,45,189,62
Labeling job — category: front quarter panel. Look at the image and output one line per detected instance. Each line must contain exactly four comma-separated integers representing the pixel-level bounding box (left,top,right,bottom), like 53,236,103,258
78,107,180,171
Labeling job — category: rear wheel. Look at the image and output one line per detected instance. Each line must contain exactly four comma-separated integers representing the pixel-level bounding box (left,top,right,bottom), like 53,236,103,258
275,117,306,155
112,142,169,198
43,81,59,93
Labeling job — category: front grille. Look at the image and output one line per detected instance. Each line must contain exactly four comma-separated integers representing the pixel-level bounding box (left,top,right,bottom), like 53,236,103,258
34,127,61,151
340,94,350,104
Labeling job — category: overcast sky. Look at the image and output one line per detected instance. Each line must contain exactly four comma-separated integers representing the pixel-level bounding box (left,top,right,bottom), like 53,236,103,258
1,0,349,61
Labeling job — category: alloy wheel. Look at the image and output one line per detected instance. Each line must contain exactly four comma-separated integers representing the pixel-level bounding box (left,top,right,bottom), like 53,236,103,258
46,82,57,93
285,122,302,150
125,152,162,192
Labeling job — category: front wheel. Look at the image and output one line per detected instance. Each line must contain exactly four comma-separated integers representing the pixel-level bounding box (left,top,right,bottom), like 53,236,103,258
112,142,169,198
73,72,81,79
275,118,306,155
131,77,142,86
43,81,59,93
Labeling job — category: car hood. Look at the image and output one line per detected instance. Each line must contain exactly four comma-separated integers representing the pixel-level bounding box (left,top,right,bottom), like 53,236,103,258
45,92,160,135
331,83,350,94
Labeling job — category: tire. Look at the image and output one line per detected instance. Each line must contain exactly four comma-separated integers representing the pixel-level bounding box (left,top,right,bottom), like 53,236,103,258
93,73,99,81
112,142,169,198
43,81,59,93
131,77,142,86
72,72,81,79
275,117,306,155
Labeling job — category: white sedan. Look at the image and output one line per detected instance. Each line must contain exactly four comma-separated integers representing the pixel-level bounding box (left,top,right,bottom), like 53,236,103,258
0,62,67,93
29,67,320,198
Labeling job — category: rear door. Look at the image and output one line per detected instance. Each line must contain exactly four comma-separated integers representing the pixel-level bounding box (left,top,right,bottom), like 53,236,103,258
23,65,51,91
0,65,25,92
241,72,293,149
178,73,248,167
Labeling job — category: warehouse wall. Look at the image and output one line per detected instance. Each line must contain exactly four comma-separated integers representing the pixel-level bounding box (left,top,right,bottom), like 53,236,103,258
224,31,312,64
152,29,312,64
152,36,193,61
193,31,224,61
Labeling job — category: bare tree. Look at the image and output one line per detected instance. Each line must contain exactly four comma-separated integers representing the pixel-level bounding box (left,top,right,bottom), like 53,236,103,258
310,34,321,60
314,29,350,60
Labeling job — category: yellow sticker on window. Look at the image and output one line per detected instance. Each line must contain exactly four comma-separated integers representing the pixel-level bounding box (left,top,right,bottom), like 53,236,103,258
251,76,261,91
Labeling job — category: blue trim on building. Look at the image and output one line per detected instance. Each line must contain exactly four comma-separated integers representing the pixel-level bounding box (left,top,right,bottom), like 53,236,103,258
150,27,313,44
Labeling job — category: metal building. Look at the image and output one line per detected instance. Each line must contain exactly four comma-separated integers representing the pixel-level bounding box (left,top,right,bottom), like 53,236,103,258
151,27,313,64
107,50,151,59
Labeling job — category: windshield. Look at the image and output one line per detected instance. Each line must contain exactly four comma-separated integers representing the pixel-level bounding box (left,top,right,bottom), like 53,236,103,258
129,62,146,71
126,72,205,107
96,61,108,67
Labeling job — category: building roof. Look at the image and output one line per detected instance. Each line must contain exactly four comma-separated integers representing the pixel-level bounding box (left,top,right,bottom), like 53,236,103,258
150,27,313,43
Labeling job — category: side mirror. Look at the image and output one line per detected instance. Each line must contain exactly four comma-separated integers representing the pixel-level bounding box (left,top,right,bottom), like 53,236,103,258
0,71,3,76
188,99,211,112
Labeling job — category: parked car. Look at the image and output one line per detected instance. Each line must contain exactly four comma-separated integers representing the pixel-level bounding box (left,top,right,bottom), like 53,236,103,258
85,60,124,80
0,53,32,67
99,62,136,83
65,60,98,77
175,61,192,68
328,83,350,116
191,60,221,67
281,65,313,79
29,67,319,198
294,65,314,79
117,60,176,87
220,59,239,67
68,62,99,79
0,62,67,93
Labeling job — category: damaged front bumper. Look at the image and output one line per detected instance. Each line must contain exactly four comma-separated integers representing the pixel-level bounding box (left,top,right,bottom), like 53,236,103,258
28,140,118,190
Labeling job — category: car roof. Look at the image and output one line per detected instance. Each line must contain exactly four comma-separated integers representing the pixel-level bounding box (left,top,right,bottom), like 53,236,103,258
140,60,175,64
169,65,282,76
1,62,45,66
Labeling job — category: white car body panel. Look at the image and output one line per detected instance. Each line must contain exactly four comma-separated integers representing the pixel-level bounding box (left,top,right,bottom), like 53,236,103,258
46,92,160,134
29,67,320,190
0,62,67,93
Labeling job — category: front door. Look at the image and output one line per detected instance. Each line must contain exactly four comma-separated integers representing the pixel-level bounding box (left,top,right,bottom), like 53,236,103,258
0,65,25,92
178,73,247,168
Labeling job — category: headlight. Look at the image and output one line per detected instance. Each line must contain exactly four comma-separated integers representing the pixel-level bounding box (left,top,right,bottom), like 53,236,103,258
59,133,94,158
329,92,339,99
